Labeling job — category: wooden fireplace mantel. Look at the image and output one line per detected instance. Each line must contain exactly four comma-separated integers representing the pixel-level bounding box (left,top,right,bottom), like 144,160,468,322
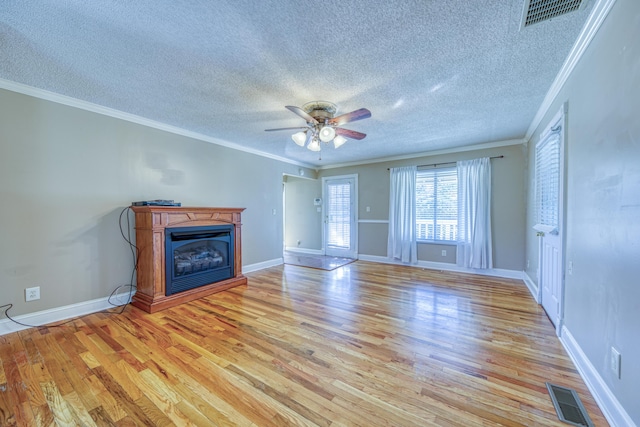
130,206,247,313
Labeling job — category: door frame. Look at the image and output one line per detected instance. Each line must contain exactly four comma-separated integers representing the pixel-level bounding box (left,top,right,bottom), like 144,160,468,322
534,104,567,336
322,174,358,258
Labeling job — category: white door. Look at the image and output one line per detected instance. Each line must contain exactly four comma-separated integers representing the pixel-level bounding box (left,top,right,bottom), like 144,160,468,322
534,108,565,334
323,175,357,258
540,231,562,327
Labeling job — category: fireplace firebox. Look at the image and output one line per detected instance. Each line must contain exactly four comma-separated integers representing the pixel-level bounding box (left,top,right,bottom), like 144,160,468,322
165,225,234,295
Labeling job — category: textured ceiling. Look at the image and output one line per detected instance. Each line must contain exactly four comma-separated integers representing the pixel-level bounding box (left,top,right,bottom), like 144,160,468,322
0,0,594,167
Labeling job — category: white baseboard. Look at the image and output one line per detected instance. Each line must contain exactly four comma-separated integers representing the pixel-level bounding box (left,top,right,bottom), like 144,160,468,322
0,257,526,336
284,247,324,255
560,326,636,427
0,296,123,336
0,258,286,336
4,256,633,427
357,254,524,280
0,258,283,336
243,258,283,273
523,271,540,303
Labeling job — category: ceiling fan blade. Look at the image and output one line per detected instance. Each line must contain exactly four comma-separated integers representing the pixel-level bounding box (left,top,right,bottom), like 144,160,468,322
328,108,371,126
335,128,366,140
285,105,318,124
265,127,308,132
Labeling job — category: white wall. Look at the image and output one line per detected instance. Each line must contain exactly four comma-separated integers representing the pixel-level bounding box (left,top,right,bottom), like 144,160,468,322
525,0,640,424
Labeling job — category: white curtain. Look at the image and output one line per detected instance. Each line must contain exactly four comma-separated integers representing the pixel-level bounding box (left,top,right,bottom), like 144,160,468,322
456,158,493,269
387,166,417,264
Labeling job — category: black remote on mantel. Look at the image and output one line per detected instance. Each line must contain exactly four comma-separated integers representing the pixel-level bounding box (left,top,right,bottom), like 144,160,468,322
131,200,182,206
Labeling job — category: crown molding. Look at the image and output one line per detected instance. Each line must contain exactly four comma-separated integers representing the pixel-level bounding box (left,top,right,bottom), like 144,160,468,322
0,77,522,172
4,0,614,176
525,0,618,141
317,138,526,170
0,78,315,169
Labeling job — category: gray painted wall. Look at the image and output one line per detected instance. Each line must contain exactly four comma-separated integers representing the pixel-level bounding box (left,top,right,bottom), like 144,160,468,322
3,2,638,420
0,89,310,317
318,143,527,271
525,0,640,423
283,175,322,250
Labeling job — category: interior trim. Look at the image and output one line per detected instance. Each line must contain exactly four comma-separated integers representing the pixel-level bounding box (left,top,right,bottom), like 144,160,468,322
525,0,618,140
522,270,540,303
0,78,315,169
0,296,119,336
560,326,635,427
358,254,524,280
319,139,525,170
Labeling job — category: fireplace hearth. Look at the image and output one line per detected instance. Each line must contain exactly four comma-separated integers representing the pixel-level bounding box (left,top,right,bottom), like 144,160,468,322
130,206,246,313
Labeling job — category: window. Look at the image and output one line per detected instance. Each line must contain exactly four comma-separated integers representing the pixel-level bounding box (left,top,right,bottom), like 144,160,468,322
416,168,458,241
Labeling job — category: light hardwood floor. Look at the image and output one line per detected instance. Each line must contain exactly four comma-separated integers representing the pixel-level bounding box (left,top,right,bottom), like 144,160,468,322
0,261,608,426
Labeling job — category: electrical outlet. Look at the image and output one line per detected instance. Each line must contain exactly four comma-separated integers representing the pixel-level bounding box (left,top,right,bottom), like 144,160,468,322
441,250,447,257
526,259,530,269
25,286,40,302
610,347,621,378
568,261,573,275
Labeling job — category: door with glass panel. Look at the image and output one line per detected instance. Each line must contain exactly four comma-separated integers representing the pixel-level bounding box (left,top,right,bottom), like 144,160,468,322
322,175,357,258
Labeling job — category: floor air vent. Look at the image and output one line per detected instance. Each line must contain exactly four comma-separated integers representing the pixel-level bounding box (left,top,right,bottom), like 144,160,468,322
521,0,585,28
546,383,594,426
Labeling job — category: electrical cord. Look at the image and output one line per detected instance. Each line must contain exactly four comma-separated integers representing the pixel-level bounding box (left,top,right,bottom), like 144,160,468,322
1,206,140,330
110,206,140,313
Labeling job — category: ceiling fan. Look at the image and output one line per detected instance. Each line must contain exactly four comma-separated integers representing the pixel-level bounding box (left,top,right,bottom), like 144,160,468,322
265,101,371,152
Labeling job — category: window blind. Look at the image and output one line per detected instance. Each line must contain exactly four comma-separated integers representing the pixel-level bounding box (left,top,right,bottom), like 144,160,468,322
416,168,458,241
535,132,560,229
327,182,351,249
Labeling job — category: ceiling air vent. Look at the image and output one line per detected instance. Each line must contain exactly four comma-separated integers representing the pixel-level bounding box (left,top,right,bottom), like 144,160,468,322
521,0,586,28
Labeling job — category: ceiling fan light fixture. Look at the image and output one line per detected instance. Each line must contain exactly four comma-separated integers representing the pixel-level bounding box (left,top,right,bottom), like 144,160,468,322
318,125,336,142
292,131,307,146
333,135,347,148
266,101,371,154
307,137,321,152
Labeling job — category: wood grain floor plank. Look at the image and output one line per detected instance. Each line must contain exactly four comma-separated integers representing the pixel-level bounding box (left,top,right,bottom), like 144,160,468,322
40,380,82,426
83,374,128,423
0,262,609,426
135,368,197,426
0,387,18,427
0,355,6,388
2,332,41,395
91,365,166,427
61,390,100,427
87,405,117,427
134,332,266,426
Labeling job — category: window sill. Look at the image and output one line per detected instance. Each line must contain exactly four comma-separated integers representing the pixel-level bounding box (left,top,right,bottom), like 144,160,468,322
417,240,457,246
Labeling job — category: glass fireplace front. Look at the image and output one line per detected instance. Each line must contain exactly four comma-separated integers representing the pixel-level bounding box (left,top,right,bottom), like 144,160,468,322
165,224,234,296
